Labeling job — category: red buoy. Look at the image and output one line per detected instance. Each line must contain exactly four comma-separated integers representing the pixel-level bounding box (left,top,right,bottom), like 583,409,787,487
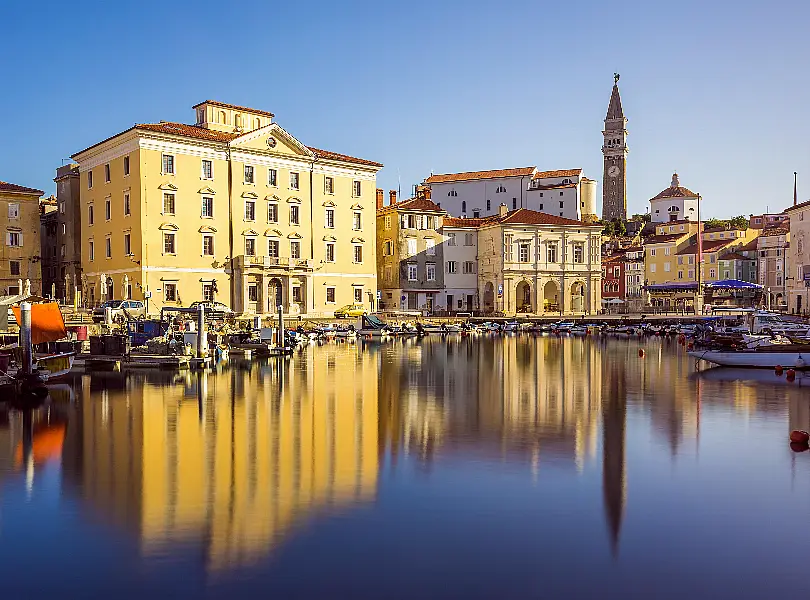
775,365,784,375
787,369,796,381
687,342,694,350
638,349,645,357
790,430,810,444
790,441,810,453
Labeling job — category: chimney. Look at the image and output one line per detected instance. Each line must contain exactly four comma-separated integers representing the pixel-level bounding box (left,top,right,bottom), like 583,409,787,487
424,187,431,200
389,190,397,205
376,188,384,210
498,203,508,217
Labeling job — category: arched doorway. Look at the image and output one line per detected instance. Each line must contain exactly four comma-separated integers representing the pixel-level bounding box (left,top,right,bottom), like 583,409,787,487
483,282,495,313
267,278,283,312
516,280,532,313
571,282,585,313
776,293,784,309
543,281,559,313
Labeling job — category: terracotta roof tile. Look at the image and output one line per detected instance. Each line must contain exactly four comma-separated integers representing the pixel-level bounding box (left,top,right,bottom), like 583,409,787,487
720,252,754,261
0,181,44,196
650,185,699,201
760,226,789,236
739,239,759,252
192,100,275,118
425,167,536,184
499,208,588,226
137,122,240,142
531,168,582,180
785,199,810,213
443,217,489,228
307,147,383,168
645,233,689,244
676,240,734,255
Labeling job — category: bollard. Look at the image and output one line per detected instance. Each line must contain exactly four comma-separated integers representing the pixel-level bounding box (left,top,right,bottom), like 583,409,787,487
277,305,285,349
196,303,206,358
19,302,33,376
104,306,113,326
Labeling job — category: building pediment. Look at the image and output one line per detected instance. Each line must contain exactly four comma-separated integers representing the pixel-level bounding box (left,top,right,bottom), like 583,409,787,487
287,196,301,204
288,232,303,239
265,194,281,202
158,183,178,191
322,200,336,207
198,187,216,195
158,223,179,231
351,237,365,243
241,191,259,199
242,229,259,236
264,228,283,237
323,235,337,242
229,122,316,159
198,225,217,233
350,203,363,210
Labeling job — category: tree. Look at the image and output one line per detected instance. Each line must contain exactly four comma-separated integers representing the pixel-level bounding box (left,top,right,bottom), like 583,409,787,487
613,218,627,236
602,221,615,236
728,215,749,230
704,218,726,229
630,213,651,223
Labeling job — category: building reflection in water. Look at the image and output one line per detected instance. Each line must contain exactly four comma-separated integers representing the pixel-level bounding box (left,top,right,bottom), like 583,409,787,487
61,346,380,572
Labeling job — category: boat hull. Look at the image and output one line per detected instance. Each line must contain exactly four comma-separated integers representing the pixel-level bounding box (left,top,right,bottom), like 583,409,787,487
689,350,809,369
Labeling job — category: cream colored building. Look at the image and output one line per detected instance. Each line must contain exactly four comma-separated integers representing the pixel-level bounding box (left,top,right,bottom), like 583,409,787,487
786,200,810,314
71,100,382,316
0,180,44,296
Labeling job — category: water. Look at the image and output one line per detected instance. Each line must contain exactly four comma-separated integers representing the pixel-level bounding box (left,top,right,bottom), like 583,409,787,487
1,335,810,599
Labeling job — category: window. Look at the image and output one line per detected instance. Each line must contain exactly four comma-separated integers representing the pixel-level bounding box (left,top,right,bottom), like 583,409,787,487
353,287,363,303
165,283,177,302
60,244,65,257
268,239,279,257
105,198,111,221
162,154,175,175
447,261,457,274
290,240,300,259
88,204,94,225
426,238,436,255
559,201,564,208
407,263,418,281
202,234,214,256
7,203,19,219
325,208,335,228
353,212,362,230
244,165,254,184
463,261,476,274
164,233,176,254
88,240,94,261
664,247,670,256
407,238,417,256
325,242,335,262
202,159,213,179
448,232,456,246
123,156,130,176
426,263,436,281
678,256,683,265
244,200,255,221
290,172,300,190
124,193,131,216
326,287,336,303
678,271,684,279
59,201,64,214
384,240,392,256
709,268,716,279
650,248,656,257
203,283,214,302
202,196,214,218
495,185,507,193
87,171,93,189
384,215,391,230
650,264,657,273
574,244,584,263
324,176,334,194
163,193,175,215
104,163,111,183
519,244,529,262
9,260,20,276
292,286,302,303
664,262,671,272
354,245,363,263
384,266,392,282
246,283,258,302
462,233,473,246
487,200,491,211
267,203,278,222
352,180,361,197
473,210,481,218
547,244,558,263
290,205,300,224
105,237,112,259
268,169,277,186
539,203,544,210
245,238,256,256
462,201,467,213
426,215,435,229
124,233,131,256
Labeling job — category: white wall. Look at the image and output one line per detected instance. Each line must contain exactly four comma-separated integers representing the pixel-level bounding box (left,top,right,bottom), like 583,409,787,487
442,225,478,309
650,196,699,223
429,176,531,218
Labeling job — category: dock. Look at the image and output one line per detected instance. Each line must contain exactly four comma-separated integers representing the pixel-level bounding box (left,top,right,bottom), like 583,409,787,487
75,354,212,371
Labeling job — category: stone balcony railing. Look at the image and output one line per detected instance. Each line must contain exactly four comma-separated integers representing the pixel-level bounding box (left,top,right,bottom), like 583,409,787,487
234,256,315,270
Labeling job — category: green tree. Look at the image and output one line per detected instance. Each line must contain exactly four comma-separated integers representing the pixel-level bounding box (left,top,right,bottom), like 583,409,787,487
602,221,615,236
728,215,749,230
704,218,726,229
613,218,627,236
630,213,651,223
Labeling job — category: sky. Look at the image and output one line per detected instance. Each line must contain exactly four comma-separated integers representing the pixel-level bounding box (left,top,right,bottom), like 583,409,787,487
2,0,809,218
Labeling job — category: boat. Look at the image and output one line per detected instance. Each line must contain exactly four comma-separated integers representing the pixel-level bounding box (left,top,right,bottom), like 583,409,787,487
357,315,393,338
570,325,590,336
503,321,520,333
35,351,75,379
689,347,810,369
749,311,810,337
553,321,575,334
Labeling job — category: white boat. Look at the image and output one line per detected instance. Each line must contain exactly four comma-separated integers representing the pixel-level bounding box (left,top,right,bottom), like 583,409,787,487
503,321,520,333
749,311,810,337
35,351,76,379
554,321,575,333
570,325,590,336
689,348,809,369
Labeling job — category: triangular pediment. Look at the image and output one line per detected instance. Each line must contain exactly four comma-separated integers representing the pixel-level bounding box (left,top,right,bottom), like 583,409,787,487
230,123,315,159
287,196,301,204
322,200,336,207
198,225,217,233
242,229,259,236
350,203,363,210
323,235,337,242
198,187,216,195
241,191,259,199
264,228,283,237
351,237,365,244
265,194,281,202
158,183,178,191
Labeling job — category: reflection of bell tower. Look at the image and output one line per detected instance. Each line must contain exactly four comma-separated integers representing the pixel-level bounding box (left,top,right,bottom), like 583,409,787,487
602,363,627,555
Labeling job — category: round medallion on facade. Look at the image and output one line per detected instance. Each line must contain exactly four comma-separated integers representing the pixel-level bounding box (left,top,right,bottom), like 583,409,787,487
267,137,277,148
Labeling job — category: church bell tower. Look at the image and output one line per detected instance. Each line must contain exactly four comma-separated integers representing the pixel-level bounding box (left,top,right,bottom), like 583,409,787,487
602,74,628,221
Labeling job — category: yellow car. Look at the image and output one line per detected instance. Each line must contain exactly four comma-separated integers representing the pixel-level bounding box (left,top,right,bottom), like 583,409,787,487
334,304,367,318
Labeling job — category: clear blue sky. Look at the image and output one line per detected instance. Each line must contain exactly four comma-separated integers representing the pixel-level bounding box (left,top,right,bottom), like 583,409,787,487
2,0,809,218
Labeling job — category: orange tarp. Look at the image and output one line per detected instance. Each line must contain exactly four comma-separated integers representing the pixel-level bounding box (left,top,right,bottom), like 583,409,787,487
12,303,67,345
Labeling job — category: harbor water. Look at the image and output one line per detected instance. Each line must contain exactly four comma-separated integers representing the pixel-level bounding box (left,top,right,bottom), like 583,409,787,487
1,334,810,599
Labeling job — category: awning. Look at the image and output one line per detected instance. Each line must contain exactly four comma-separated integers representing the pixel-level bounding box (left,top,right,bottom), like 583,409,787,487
705,279,763,290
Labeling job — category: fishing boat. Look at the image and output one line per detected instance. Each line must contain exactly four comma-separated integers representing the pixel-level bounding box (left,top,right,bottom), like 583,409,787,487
357,315,393,338
749,311,810,337
689,346,810,369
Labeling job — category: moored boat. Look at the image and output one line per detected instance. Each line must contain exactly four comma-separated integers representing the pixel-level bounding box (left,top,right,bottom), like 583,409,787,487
689,347,809,369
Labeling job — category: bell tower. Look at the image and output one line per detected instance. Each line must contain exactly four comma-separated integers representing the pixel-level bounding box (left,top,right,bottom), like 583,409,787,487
602,74,628,221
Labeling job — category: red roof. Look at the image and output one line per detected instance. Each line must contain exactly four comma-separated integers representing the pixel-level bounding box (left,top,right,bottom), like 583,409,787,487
739,238,759,252
645,233,688,244
192,99,275,118
307,147,383,167
425,167,536,184
720,252,754,261
785,199,810,213
531,168,582,180
0,181,44,196
378,197,445,214
760,226,789,236
443,216,490,228
443,208,593,229
676,240,734,255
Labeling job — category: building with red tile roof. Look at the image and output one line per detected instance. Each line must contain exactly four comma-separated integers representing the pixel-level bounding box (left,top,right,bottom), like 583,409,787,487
649,173,700,223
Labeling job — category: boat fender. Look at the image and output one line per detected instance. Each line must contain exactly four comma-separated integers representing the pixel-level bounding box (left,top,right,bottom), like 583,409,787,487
775,365,784,376
786,369,796,381
790,430,810,444
638,349,645,358
796,356,806,369
687,342,694,351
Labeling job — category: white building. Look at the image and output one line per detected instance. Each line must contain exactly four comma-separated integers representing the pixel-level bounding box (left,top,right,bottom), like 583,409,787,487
649,173,700,223
441,217,480,312
785,200,810,314
424,167,597,222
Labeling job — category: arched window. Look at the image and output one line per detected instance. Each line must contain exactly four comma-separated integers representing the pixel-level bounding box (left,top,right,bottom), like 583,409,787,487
495,185,507,193
462,201,467,213
219,111,226,124
447,190,457,197
234,113,242,127
254,118,260,129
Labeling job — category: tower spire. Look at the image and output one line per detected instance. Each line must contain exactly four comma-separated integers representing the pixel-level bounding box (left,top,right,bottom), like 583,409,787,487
606,75,624,121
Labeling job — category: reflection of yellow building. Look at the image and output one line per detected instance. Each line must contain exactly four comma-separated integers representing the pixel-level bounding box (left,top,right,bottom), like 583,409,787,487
64,346,379,571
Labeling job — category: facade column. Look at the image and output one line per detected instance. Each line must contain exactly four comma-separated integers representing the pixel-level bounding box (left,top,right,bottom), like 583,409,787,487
287,276,295,313
561,275,569,314
259,273,269,314
536,278,544,315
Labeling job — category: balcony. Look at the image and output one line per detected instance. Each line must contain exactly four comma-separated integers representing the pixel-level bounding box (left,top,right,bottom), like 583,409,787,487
235,255,313,270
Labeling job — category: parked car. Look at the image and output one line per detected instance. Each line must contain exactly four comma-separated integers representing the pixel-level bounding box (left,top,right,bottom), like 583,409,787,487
334,303,367,318
189,301,234,316
92,300,146,323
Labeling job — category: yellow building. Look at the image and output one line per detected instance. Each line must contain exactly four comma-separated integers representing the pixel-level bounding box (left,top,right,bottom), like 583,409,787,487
0,181,44,296
71,100,383,316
